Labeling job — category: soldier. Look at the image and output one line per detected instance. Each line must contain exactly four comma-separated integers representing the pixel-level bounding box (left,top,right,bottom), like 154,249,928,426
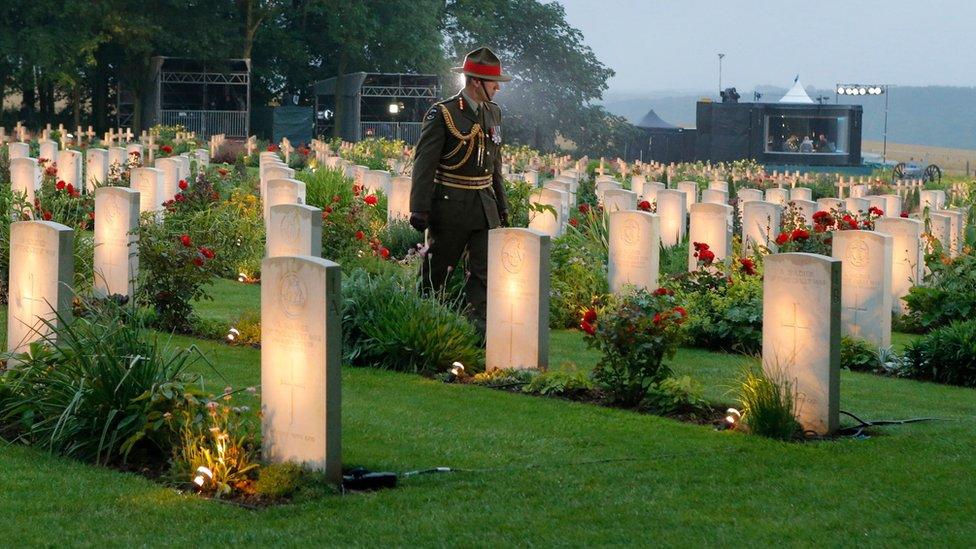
410,46,511,336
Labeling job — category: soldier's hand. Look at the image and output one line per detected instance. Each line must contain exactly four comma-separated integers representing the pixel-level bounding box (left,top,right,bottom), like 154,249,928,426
499,209,510,227
409,212,429,232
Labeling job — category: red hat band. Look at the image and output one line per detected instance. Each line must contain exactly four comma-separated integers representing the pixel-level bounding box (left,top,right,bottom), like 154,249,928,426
463,60,501,78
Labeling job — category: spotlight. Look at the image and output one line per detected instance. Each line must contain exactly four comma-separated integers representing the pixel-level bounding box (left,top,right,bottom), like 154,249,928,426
193,465,214,488
858,87,867,95
226,327,240,342
450,362,465,376
836,86,846,94
725,408,742,427
388,103,400,115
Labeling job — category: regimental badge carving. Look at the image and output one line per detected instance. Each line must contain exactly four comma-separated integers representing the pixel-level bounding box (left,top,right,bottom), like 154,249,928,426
622,218,641,245
501,236,525,274
280,210,301,244
846,238,869,268
279,270,308,318
103,198,121,225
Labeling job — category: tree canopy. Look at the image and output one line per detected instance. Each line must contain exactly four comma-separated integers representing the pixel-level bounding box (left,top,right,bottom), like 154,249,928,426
0,0,637,156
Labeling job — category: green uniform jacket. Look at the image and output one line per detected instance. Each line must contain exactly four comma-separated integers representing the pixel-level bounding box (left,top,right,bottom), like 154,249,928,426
410,92,508,230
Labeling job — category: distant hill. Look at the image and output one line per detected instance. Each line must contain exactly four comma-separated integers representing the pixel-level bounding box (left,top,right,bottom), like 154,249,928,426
602,86,976,150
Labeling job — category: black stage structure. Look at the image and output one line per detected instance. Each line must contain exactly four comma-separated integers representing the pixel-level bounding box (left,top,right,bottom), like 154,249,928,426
632,109,696,163
695,100,862,166
311,73,440,143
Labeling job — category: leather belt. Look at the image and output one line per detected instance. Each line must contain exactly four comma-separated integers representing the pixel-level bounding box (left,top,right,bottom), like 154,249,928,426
434,170,492,190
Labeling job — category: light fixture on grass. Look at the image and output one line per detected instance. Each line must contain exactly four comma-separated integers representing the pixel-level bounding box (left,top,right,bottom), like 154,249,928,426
725,408,742,428
226,327,240,342
193,465,214,488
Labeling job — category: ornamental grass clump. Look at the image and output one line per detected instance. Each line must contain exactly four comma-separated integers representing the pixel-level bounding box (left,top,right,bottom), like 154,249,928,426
0,305,202,467
735,365,802,441
341,269,484,374
581,288,686,407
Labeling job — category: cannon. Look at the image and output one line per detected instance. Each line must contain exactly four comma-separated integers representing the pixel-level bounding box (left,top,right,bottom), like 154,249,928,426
892,161,940,183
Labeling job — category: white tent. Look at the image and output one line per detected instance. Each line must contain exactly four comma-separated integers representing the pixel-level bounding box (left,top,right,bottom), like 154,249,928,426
779,79,814,104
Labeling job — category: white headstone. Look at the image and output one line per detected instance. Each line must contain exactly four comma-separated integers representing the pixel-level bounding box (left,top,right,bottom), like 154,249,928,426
387,176,412,222
676,181,698,206
261,255,342,483
832,230,893,346
791,199,819,226
486,228,550,371
845,197,869,215
528,188,566,237
155,158,182,203
875,217,923,315
86,148,109,192
608,211,660,293
7,142,30,160
790,187,813,201
936,209,965,256
363,169,392,196
701,188,728,205
737,188,764,204
10,157,40,209
58,150,83,189
130,167,163,216
762,253,841,435
268,204,322,258
265,178,307,229
765,187,789,206
919,190,946,211
927,212,952,252
656,189,687,247
262,164,294,199
38,140,58,164
126,143,144,164
817,198,845,213
108,146,127,168
602,189,638,212
641,181,666,203
688,203,732,271
708,180,729,192
880,194,902,218
94,187,140,298
742,201,783,252
7,221,74,354
850,184,868,198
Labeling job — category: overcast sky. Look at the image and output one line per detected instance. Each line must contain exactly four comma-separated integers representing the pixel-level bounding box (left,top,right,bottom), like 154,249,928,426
556,0,976,95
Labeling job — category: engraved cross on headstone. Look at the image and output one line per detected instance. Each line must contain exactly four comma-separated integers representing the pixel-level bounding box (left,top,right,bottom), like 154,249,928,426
280,361,305,425
17,272,46,330
500,300,525,366
845,288,868,337
782,302,810,365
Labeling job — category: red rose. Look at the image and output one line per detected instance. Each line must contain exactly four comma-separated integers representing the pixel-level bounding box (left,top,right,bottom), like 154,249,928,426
175,193,186,202
267,144,279,152
324,206,333,214
352,185,362,196
130,150,141,157
740,258,757,276
364,195,378,206
178,179,188,190
775,232,790,246
580,320,596,335
578,203,591,214
868,206,884,217
380,247,391,259
638,200,651,211
179,234,192,247
812,210,831,224
693,241,710,252
652,312,663,325
218,168,229,177
66,183,75,195
673,306,687,321
791,229,809,241
653,287,674,296
161,145,173,154
192,257,204,267
42,211,52,221
56,180,66,190
861,220,871,229
569,218,579,227
582,308,597,324
332,195,341,203
900,211,909,218
355,230,365,240
199,246,215,259
45,166,57,177
699,249,715,264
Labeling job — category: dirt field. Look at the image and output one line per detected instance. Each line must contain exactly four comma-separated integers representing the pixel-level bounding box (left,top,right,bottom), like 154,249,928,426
863,140,976,176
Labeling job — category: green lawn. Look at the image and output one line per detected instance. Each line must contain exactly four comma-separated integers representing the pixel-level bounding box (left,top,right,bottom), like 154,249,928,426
0,282,971,545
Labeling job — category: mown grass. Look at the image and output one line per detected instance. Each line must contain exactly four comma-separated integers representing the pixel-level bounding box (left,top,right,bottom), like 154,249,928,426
0,284,971,545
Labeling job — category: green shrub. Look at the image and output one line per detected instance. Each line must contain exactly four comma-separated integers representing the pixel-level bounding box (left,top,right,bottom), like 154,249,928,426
676,256,763,354
643,375,708,417
902,252,976,332
0,305,201,466
523,365,594,398
503,178,536,228
736,365,802,441
342,269,484,374
470,367,535,387
549,207,608,328
138,220,221,332
840,337,880,372
298,168,389,264
255,462,305,499
583,288,686,407
904,319,976,387
378,219,423,259
660,239,690,277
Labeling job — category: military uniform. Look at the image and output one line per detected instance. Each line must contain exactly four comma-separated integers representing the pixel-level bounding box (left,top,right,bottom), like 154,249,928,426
410,48,511,335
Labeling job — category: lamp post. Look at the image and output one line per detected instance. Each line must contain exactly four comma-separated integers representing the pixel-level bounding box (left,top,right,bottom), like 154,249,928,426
717,53,725,95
